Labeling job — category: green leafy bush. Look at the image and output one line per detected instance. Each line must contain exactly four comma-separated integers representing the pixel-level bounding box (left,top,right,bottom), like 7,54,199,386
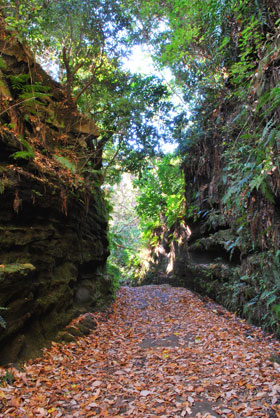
135,154,185,242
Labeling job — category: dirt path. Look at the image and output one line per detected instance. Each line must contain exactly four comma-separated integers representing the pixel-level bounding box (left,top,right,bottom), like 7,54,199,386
1,285,280,417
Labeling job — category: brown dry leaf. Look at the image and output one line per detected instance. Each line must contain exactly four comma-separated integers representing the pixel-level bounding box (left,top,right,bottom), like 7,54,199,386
7,397,22,407
1,286,280,418
36,407,49,416
196,386,205,393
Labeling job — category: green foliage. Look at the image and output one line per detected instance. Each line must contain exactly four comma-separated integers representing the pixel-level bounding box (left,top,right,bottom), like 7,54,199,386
0,57,7,70
11,137,34,161
272,304,280,321
8,74,30,89
222,250,280,335
115,0,280,334
54,155,77,172
106,173,142,281
106,260,122,294
257,87,280,117
3,0,175,174
135,154,185,245
82,71,174,175
127,0,235,100
3,0,280,336
8,74,51,110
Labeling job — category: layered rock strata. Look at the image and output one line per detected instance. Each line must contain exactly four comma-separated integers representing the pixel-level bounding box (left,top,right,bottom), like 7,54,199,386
0,17,112,364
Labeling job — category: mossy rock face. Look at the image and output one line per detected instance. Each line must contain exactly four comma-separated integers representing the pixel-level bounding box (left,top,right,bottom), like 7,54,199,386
0,19,113,365
0,262,36,280
0,187,113,365
0,226,56,248
203,213,228,231
56,314,97,343
189,229,235,253
56,331,76,343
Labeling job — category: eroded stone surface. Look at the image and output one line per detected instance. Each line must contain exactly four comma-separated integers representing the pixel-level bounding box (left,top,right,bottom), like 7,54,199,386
0,18,112,364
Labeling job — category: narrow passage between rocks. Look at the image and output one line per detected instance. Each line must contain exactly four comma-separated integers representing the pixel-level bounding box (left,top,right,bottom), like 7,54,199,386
1,285,280,418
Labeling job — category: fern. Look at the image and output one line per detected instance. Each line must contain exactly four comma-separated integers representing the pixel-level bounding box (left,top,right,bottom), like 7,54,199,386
19,91,50,100
11,137,34,161
12,151,34,160
260,182,275,203
8,74,30,90
8,75,51,105
257,88,280,117
54,155,77,172
23,83,50,93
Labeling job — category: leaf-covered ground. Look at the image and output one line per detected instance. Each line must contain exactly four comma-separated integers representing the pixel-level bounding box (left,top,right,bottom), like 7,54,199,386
1,285,280,418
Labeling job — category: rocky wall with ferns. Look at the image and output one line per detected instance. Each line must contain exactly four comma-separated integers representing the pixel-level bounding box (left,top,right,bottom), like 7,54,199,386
142,0,280,336
180,4,280,335
0,16,112,364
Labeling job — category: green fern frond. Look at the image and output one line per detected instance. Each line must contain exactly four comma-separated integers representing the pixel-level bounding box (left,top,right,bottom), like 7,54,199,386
11,137,34,161
54,155,77,172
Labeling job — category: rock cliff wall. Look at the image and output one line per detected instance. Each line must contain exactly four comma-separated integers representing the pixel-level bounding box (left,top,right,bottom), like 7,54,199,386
0,18,112,364
142,3,280,337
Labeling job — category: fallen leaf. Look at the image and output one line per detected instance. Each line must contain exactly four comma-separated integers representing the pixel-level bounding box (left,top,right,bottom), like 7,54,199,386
140,390,152,397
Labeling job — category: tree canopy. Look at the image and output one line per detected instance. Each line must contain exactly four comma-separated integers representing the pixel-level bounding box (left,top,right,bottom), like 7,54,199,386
1,0,176,179
1,0,280,333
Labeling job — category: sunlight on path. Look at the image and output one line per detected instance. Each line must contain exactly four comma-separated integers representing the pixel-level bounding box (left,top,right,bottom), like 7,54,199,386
1,285,280,417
